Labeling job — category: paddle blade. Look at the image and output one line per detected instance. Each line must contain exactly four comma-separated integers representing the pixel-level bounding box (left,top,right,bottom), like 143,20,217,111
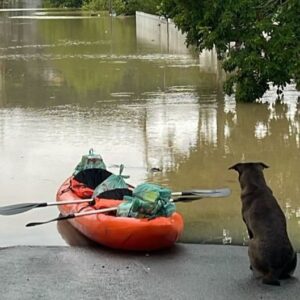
184,188,231,197
0,203,46,215
177,188,231,201
26,214,73,227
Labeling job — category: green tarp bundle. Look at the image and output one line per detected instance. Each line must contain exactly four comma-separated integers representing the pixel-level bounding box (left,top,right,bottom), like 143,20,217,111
117,183,176,218
73,149,106,175
92,164,129,198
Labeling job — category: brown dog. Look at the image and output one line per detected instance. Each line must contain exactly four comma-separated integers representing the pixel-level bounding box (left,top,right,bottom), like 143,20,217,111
229,162,297,286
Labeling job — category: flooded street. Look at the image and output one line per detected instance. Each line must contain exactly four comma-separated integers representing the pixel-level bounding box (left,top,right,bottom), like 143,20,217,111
0,2,299,249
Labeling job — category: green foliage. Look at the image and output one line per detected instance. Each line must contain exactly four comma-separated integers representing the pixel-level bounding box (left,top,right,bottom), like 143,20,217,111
43,0,83,8
44,0,160,15
82,0,107,11
85,0,161,15
82,0,125,13
121,0,161,15
160,0,300,102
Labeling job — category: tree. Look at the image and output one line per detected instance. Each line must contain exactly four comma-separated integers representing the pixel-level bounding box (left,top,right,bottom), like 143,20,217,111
160,0,300,102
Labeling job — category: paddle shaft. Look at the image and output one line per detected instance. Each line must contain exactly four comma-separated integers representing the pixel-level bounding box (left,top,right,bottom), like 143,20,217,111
73,207,117,217
52,190,231,219
26,195,211,226
55,189,231,204
25,188,232,227
46,199,94,207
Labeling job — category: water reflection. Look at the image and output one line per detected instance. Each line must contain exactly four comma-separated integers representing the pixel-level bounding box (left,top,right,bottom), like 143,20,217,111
57,220,98,247
0,7,299,250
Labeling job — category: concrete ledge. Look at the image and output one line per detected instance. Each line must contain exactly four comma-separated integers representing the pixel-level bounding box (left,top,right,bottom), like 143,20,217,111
0,244,299,300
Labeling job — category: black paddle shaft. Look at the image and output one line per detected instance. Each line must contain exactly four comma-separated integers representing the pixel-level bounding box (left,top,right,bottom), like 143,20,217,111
25,207,117,227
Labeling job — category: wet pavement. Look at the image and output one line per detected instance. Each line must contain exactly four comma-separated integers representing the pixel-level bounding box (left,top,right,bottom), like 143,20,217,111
0,244,299,300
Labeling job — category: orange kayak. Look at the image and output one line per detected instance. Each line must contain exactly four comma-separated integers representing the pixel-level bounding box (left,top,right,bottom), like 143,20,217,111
56,177,184,251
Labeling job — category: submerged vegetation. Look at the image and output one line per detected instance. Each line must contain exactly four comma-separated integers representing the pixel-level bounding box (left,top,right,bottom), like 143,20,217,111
42,0,299,102
43,0,160,15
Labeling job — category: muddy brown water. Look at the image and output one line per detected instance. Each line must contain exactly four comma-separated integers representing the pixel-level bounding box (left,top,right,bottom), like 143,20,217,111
0,5,299,249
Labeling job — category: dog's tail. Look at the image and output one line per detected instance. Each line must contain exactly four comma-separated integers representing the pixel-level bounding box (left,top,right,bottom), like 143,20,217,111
262,272,280,286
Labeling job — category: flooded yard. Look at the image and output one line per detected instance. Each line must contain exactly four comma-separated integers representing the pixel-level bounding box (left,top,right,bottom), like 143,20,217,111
0,2,299,249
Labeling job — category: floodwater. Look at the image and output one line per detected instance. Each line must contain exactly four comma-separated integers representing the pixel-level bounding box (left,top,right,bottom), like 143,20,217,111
0,3,300,250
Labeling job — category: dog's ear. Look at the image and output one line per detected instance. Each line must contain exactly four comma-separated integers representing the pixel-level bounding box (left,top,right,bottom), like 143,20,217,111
228,163,243,173
258,162,269,169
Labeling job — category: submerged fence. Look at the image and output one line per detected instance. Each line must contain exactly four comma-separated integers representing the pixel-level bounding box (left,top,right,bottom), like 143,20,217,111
136,11,219,75
136,11,189,54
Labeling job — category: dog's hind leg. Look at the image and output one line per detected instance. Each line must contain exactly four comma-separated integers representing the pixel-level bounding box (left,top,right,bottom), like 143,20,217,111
262,272,280,286
280,253,297,279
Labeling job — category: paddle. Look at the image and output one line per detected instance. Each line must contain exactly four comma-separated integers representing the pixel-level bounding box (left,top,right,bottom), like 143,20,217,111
25,188,231,227
0,188,231,216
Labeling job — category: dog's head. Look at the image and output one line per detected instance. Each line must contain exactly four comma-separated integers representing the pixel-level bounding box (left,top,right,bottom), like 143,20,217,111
229,162,269,174
229,162,269,189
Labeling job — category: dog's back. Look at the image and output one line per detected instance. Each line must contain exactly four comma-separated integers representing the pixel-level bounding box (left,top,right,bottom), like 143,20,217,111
230,162,297,285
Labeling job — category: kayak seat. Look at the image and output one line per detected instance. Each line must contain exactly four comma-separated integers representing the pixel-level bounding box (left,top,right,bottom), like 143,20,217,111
72,168,133,200
73,168,113,189
97,188,133,200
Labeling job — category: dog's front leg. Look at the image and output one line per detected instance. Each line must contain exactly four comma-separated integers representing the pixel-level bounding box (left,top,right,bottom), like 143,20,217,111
243,217,254,239
247,227,254,239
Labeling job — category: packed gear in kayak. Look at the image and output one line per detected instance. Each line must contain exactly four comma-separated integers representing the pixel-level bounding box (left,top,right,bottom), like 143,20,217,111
117,183,176,218
73,148,106,175
71,150,175,219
